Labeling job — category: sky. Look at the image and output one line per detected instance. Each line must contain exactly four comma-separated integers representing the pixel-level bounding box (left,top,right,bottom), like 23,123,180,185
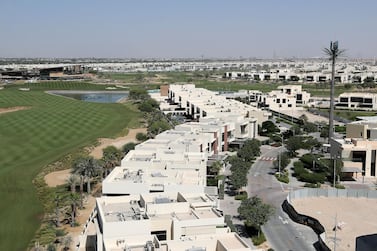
1,0,377,59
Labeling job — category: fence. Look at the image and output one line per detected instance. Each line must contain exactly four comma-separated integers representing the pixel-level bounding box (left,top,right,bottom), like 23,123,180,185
288,188,377,202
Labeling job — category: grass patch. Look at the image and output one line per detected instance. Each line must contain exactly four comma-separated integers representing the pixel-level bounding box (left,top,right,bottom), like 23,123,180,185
235,191,248,200
275,170,289,183
0,86,142,251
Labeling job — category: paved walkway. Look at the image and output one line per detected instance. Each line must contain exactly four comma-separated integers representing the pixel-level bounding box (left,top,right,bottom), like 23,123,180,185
219,185,257,249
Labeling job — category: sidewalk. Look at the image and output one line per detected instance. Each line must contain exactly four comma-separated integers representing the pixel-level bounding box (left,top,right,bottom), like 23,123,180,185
219,187,257,250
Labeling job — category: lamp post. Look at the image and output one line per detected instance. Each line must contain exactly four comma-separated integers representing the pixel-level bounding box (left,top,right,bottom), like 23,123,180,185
278,134,284,177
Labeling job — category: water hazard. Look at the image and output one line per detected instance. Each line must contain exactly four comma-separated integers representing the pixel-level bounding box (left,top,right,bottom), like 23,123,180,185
48,91,129,103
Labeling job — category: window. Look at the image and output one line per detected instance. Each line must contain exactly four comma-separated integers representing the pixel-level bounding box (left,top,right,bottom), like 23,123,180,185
151,230,167,241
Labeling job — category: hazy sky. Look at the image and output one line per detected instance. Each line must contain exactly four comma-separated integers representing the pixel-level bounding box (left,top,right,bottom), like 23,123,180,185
1,0,376,59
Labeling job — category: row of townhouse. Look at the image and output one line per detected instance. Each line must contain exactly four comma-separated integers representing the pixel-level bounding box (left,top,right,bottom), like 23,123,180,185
337,92,377,110
331,118,377,179
93,84,265,250
219,85,311,111
224,69,377,83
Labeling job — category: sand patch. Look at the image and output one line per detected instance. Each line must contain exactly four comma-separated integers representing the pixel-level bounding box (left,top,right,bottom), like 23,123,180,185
0,106,30,115
44,128,147,187
44,169,71,187
292,197,377,251
89,128,147,159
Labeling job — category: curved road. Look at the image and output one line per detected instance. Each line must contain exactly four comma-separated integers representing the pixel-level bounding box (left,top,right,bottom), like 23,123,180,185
247,145,318,251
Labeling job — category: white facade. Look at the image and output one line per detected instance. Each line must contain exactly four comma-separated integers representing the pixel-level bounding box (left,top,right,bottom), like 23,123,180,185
337,92,377,110
263,85,311,110
95,192,251,251
331,120,377,178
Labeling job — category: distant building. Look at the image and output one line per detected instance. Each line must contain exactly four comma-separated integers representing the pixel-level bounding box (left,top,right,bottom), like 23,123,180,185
337,92,377,110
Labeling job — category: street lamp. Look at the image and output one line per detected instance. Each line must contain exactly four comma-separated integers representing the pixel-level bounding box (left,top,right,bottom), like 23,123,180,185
278,134,284,177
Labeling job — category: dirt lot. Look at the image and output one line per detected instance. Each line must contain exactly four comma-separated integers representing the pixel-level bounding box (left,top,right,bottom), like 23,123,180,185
292,197,377,251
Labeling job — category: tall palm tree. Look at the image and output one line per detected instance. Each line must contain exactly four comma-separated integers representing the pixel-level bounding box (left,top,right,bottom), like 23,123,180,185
102,146,123,177
323,41,345,143
68,193,80,227
72,156,101,196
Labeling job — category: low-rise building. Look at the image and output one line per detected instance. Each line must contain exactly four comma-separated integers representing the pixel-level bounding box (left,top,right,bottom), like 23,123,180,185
95,192,250,251
337,92,377,110
331,120,377,178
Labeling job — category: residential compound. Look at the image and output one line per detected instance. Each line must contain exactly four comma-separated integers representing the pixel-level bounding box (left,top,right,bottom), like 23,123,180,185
331,118,377,179
93,84,268,250
223,60,377,84
3,58,377,83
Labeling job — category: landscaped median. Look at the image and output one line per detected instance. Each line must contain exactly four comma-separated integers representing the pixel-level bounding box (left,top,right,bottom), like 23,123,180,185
0,83,141,251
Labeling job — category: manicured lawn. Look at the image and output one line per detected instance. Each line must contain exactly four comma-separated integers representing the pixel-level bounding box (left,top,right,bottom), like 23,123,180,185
0,84,141,251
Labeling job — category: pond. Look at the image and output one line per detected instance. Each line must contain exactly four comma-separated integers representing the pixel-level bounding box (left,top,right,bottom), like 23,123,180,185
48,91,129,103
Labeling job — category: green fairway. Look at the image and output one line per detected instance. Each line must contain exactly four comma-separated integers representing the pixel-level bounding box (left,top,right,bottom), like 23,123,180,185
0,84,140,251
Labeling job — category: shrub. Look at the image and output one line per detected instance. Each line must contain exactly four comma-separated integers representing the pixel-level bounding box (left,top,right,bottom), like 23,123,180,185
304,183,321,188
136,132,148,141
251,232,266,246
275,172,289,183
335,184,346,189
55,228,66,237
235,191,248,200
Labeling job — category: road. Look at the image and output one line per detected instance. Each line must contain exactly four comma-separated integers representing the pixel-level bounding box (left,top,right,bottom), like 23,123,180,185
247,145,318,251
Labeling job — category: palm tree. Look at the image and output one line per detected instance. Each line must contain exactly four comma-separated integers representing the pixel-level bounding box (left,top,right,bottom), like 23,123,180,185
68,193,80,227
72,156,101,196
102,146,123,177
66,174,80,194
323,41,345,143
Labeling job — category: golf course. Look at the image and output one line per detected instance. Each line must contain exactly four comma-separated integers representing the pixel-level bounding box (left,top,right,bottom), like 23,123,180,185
0,82,141,250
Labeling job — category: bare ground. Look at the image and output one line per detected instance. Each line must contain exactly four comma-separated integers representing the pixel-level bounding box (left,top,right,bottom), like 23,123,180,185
292,197,377,251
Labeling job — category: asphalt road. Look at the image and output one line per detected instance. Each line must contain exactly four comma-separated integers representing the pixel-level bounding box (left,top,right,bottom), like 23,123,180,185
247,145,318,251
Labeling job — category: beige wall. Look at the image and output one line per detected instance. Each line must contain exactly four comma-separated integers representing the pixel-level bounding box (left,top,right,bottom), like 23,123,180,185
346,124,367,139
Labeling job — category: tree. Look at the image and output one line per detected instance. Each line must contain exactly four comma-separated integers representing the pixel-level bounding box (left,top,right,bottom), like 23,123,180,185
285,136,304,156
227,156,249,193
237,139,261,162
68,193,80,227
148,119,171,136
260,121,280,136
66,174,80,194
72,156,102,195
122,142,137,154
303,122,318,133
209,160,222,175
273,151,290,171
102,146,123,177
129,89,149,100
238,196,275,237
